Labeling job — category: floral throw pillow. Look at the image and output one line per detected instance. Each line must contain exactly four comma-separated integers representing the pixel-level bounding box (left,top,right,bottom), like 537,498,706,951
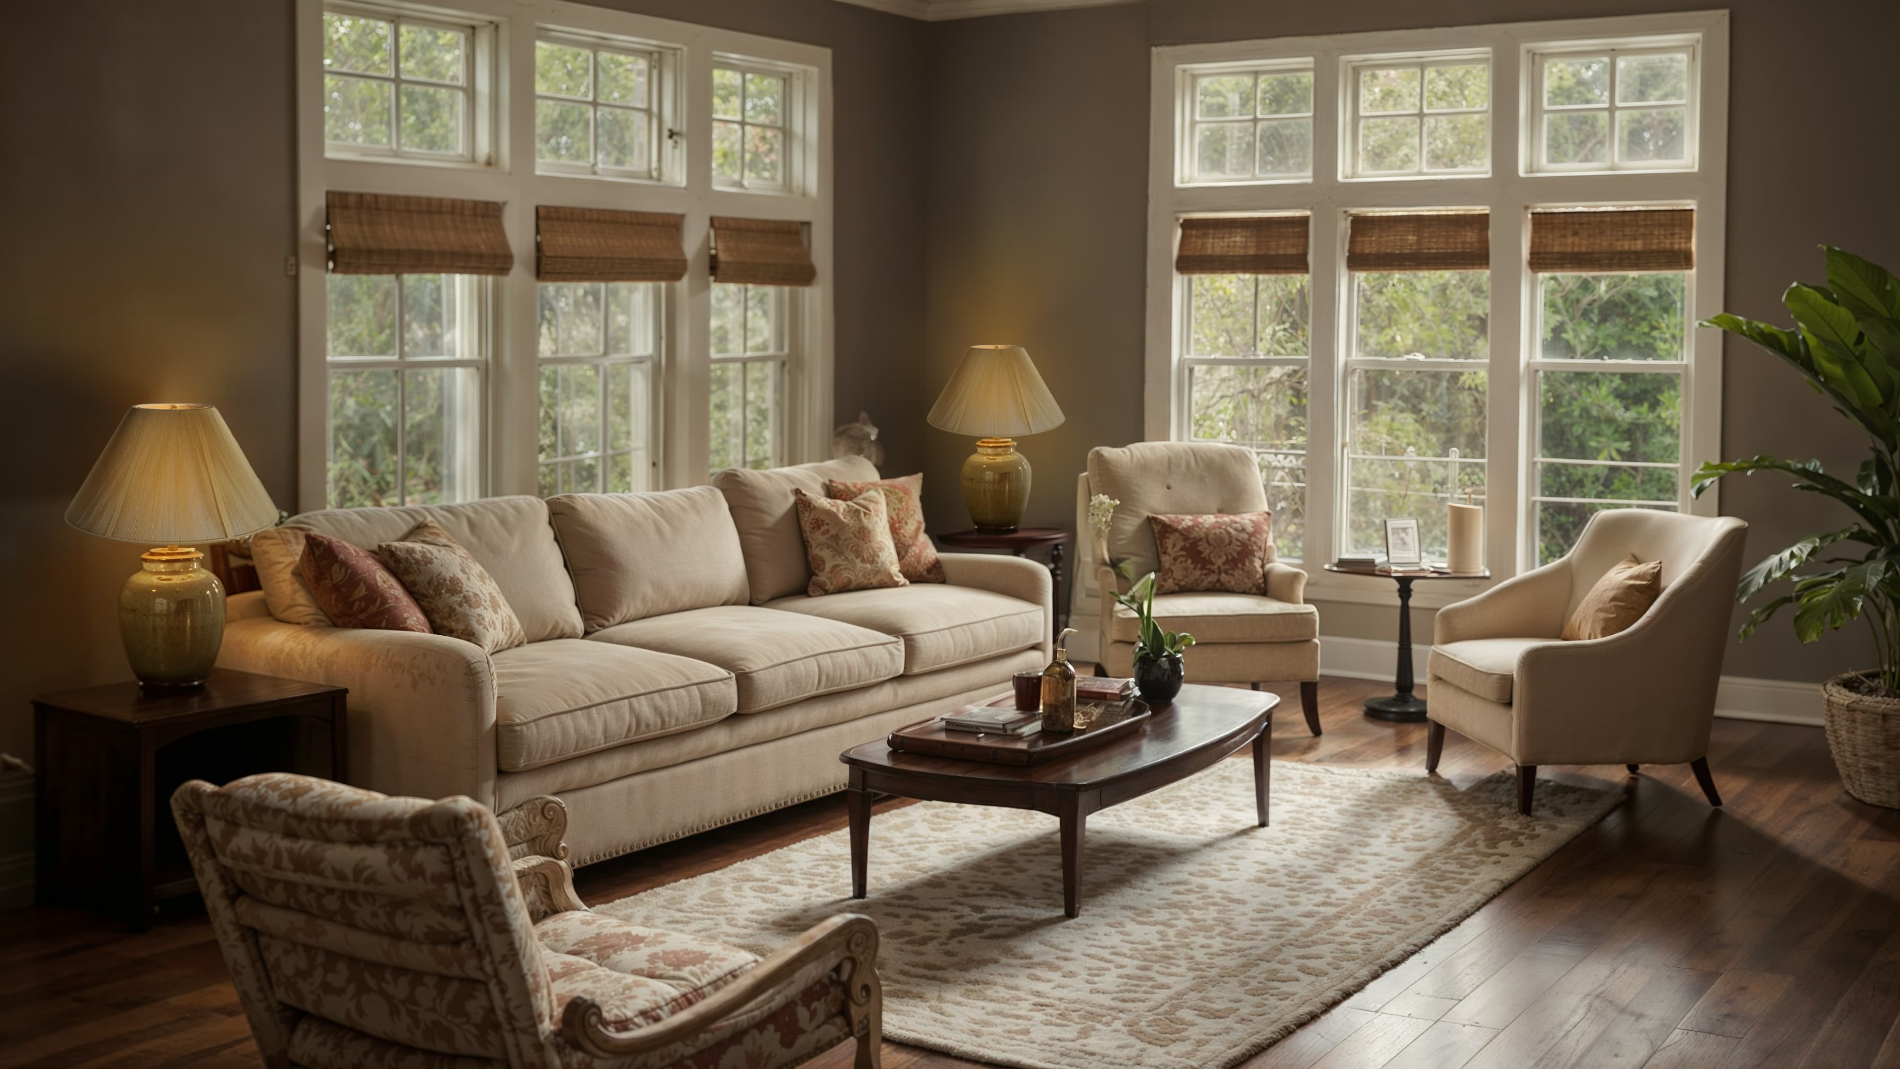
1150,511,1274,595
826,474,946,584
375,521,527,653
298,531,432,633
793,489,909,597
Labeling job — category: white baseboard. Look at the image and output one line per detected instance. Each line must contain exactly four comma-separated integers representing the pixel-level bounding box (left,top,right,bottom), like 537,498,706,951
1320,635,1431,683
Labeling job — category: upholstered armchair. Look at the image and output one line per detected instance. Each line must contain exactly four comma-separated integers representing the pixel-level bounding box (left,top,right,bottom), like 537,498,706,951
1425,509,1748,814
1083,442,1321,735
172,773,882,1069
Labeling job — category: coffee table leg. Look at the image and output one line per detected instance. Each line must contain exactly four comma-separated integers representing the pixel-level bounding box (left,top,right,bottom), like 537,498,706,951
847,781,872,899
1059,797,1085,918
1253,727,1271,827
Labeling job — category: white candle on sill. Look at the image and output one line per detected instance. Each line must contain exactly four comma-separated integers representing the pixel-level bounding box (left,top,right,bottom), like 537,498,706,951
1447,497,1483,575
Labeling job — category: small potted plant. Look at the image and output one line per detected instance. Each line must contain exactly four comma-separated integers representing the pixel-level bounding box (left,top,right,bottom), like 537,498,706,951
1091,493,1196,704
1696,246,1900,808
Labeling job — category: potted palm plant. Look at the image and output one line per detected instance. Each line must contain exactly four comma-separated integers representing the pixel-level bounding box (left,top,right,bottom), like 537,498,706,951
1695,246,1900,808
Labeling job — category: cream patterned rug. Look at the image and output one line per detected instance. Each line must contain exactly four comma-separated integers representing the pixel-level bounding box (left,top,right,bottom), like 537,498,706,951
598,761,1621,1069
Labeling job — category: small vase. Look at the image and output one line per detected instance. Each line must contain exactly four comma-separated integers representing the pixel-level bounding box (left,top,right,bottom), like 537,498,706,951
1134,652,1184,705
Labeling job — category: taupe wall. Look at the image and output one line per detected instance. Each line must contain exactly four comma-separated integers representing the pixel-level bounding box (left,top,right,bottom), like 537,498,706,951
0,0,926,765
922,0,1900,683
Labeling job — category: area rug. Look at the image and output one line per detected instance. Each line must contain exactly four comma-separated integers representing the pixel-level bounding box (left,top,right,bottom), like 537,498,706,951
597,761,1621,1069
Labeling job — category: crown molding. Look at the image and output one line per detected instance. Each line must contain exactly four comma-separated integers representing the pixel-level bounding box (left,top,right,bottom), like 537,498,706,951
833,0,1139,22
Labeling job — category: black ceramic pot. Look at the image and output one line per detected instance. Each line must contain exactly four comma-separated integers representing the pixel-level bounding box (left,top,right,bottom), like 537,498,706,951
1134,652,1185,705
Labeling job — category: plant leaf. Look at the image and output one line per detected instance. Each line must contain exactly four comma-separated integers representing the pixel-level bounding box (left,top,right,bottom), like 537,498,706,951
1736,526,1865,602
1739,594,1796,640
1787,283,1885,409
1825,246,1900,320
1792,559,1888,642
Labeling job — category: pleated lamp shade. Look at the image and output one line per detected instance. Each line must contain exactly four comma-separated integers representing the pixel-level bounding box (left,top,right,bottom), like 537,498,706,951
66,404,279,545
926,345,1065,439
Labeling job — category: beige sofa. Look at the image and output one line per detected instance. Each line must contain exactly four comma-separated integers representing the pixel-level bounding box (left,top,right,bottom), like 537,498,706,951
219,457,1050,866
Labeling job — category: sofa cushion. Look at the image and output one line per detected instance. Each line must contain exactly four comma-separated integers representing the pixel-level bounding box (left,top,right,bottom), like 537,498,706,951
1430,638,1551,705
547,487,750,631
1109,592,1316,644
794,488,909,596
1087,443,1270,586
589,606,903,713
538,910,758,1030
377,521,528,654
491,640,736,771
713,457,880,605
297,532,431,633
252,497,584,642
827,473,946,584
765,585,1043,675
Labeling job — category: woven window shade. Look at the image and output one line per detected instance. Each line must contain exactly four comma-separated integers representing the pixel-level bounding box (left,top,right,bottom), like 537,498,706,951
537,207,687,282
1529,208,1695,273
1175,216,1309,275
710,217,816,287
1347,212,1490,272
326,192,513,276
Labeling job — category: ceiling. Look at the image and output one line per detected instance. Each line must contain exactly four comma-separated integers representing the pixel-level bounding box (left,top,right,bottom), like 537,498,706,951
832,0,1137,21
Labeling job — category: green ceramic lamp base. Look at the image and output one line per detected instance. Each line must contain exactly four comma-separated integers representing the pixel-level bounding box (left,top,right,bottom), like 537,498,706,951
120,546,225,690
961,438,1032,532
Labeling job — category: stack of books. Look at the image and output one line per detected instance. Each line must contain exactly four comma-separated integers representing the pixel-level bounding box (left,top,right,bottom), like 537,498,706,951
941,703,1042,737
1077,676,1136,702
1336,553,1388,569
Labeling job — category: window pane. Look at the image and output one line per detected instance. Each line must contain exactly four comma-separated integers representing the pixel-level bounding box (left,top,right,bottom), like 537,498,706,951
1256,119,1312,177
1540,274,1686,361
744,360,778,469
1189,365,1307,453
1189,275,1252,356
710,284,744,354
607,452,634,494
1424,113,1487,171
1616,53,1688,104
327,275,396,358
1259,72,1312,116
399,25,463,85
324,14,391,76
1545,57,1609,107
1257,275,1310,356
399,84,463,155
325,75,392,146
712,120,743,181
539,461,559,498
607,362,634,452
597,106,649,171
538,365,559,461
1359,116,1419,173
1355,271,1489,360
1534,501,1678,565
745,125,783,185
597,52,649,107
745,73,784,125
712,68,743,120
606,282,653,355
563,364,599,456
400,274,460,357
1360,67,1419,114
536,42,592,98
403,366,480,505
1195,122,1255,180
559,283,604,357
329,369,399,509
708,362,740,471
1539,371,1681,466
1545,111,1609,166
1424,65,1487,110
536,100,591,163
745,286,778,353
571,457,599,494
1618,108,1686,163
1196,74,1254,119
1345,368,1487,558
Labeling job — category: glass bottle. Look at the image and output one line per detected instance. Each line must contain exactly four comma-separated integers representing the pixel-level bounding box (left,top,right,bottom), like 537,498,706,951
1040,627,1080,734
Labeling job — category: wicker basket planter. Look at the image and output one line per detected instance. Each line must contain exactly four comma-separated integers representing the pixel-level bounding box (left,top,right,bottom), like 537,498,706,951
1824,671,1900,809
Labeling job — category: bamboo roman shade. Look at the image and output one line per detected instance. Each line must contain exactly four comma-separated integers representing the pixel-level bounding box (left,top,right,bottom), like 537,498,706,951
1347,212,1490,272
326,192,513,276
536,207,687,282
1175,215,1310,275
1529,208,1696,273
710,217,817,287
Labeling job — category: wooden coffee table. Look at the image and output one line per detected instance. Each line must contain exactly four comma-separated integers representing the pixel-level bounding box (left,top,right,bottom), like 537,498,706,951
839,684,1278,918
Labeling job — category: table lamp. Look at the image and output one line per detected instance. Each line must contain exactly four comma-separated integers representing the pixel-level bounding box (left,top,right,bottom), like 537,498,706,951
926,345,1064,532
65,404,280,691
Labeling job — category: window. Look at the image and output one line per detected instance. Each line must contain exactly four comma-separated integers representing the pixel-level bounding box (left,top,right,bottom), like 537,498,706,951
323,8,476,161
1186,64,1315,183
325,273,485,508
1532,44,1695,171
1347,56,1489,177
537,282,660,495
709,283,787,471
712,65,789,190
535,35,673,181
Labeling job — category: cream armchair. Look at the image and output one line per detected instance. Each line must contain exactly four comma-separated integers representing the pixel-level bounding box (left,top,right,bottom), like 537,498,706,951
1084,442,1321,735
172,773,882,1069
1425,509,1748,814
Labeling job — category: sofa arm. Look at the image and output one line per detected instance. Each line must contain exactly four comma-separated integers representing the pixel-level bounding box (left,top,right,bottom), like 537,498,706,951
218,616,499,806
1434,559,1572,645
1265,562,1307,605
228,590,273,621
939,552,1053,655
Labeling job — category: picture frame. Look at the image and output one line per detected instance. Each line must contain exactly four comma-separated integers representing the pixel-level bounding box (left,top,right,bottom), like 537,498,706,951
1384,518,1422,568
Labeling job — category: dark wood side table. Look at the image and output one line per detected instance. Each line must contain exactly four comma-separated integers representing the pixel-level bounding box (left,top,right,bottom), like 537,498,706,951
936,527,1073,640
34,669,347,929
1323,563,1491,723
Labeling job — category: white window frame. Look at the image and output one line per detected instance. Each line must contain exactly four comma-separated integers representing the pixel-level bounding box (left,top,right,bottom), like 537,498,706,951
322,1,498,168
1342,51,1492,180
1145,10,1728,611
531,29,684,185
295,0,833,512
1174,59,1317,187
709,282,793,472
1528,39,1700,175
536,281,664,495
711,58,803,194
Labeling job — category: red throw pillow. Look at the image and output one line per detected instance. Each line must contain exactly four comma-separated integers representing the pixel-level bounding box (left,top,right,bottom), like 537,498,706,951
826,474,946,584
298,531,433,633
1150,511,1274,595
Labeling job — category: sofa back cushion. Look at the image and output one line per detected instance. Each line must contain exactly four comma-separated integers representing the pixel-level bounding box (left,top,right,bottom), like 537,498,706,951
1087,443,1269,584
547,487,750,630
250,496,583,642
713,456,880,604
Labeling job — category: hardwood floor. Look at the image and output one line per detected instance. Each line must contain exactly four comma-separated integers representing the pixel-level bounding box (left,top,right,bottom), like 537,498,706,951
5,676,1897,1069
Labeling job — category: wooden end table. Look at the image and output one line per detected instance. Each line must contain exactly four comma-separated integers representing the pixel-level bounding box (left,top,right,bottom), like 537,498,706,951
1323,563,1491,723
839,684,1277,918
34,669,347,929
936,527,1073,640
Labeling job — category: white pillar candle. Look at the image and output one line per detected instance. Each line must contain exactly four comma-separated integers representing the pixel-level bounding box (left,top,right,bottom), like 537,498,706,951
1447,501,1484,574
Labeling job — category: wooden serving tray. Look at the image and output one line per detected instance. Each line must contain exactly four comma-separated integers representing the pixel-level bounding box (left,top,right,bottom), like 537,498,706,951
888,696,1152,766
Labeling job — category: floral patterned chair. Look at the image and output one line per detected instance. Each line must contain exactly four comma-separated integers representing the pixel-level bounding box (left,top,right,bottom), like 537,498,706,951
171,773,882,1069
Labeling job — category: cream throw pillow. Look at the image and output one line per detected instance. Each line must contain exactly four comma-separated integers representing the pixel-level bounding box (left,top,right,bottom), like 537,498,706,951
793,489,909,597
377,521,527,653
1561,554,1662,641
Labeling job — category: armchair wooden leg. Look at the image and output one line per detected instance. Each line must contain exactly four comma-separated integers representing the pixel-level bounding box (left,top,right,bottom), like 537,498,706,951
1516,765,1537,816
1690,757,1722,807
1626,764,1639,773
1250,682,1260,690
1425,721,1444,773
1300,680,1321,737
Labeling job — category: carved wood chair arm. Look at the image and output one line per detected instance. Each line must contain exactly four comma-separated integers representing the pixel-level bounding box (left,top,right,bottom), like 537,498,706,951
497,795,570,862
512,855,589,922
